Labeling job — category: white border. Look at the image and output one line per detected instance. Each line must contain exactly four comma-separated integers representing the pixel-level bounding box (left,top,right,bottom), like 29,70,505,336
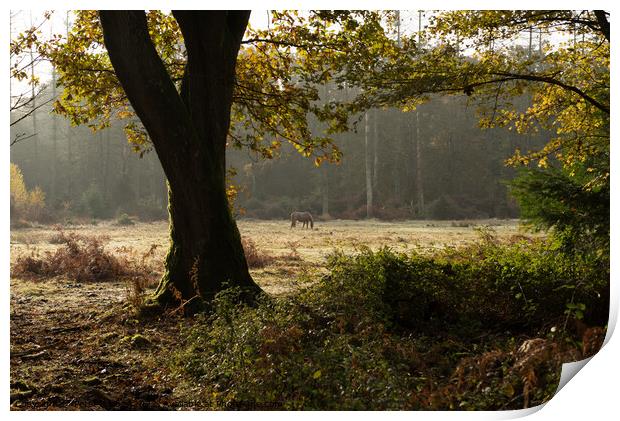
4,1,617,419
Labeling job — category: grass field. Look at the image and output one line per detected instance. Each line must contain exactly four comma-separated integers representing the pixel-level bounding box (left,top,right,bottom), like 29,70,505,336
9,218,535,410
10,218,528,295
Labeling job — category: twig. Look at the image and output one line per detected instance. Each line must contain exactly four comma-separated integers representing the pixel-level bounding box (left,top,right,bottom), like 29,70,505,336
10,345,46,358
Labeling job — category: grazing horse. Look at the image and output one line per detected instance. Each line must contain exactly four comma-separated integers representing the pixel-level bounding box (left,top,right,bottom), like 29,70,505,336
290,211,314,229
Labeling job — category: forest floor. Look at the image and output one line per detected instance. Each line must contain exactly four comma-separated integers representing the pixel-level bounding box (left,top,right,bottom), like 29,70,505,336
10,218,530,410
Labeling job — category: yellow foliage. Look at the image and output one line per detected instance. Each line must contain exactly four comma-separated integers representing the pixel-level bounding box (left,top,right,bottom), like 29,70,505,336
10,163,46,222
10,163,29,205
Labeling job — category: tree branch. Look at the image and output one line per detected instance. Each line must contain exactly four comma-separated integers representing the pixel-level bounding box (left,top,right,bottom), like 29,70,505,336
10,96,55,126
10,132,37,147
492,71,609,114
98,10,195,177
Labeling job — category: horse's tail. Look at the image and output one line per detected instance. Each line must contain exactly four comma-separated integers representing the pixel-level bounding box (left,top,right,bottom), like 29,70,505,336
290,212,296,228
310,213,314,229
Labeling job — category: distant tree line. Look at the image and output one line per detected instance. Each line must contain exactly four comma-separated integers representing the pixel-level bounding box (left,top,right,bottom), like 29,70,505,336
230,91,549,220
10,86,168,223
10,82,550,223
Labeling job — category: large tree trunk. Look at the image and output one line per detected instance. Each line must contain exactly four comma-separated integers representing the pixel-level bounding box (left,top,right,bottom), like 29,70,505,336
99,11,261,309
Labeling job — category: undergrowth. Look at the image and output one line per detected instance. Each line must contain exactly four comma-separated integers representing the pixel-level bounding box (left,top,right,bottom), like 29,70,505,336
11,229,159,286
171,232,608,410
241,237,274,269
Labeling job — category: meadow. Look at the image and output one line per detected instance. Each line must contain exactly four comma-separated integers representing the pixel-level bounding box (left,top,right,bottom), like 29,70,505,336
10,218,525,295
12,219,603,410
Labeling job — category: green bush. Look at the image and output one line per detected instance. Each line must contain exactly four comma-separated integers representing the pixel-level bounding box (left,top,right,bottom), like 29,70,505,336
509,165,609,258
171,233,607,410
174,289,426,410
79,184,111,219
320,236,607,333
115,212,135,226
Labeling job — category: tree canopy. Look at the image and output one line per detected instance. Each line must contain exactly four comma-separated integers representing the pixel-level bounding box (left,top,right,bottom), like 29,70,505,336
21,10,610,178
347,10,609,187
38,11,397,164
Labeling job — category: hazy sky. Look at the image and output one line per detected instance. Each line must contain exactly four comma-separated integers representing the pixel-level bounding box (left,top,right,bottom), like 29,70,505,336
9,9,560,100
9,9,272,94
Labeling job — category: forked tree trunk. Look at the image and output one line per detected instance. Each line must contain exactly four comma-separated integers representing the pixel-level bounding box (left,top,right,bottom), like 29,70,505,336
100,11,261,309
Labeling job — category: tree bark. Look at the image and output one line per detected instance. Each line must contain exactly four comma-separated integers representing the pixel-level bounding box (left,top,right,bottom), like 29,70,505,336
29,11,39,188
99,10,261,309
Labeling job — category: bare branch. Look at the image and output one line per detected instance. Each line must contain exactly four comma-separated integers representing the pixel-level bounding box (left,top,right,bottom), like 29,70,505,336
10,132,37,147
10,96,55,127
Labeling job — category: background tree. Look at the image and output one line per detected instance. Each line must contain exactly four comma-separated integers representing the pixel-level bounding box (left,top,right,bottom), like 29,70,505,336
10,11,54,151
343,10,608,244
348,11,609,181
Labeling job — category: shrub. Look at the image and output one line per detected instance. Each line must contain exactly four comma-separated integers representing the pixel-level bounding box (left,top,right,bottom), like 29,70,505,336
173,291,426,410
12,233,120,281
429,337,582,410
425,195,488,220
11,231,158,284
79,183,111,219
335,205,366,220
329,192,365,217
10,219,32,229
171,234,607,410
451,221,474,227
509,165,609,258
112,177,136,213
241,196,301,219
374,206,413,220
432,233,609,329
115,213,135,226
120,243,162,309
241,237,274,268
48,227,71,244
